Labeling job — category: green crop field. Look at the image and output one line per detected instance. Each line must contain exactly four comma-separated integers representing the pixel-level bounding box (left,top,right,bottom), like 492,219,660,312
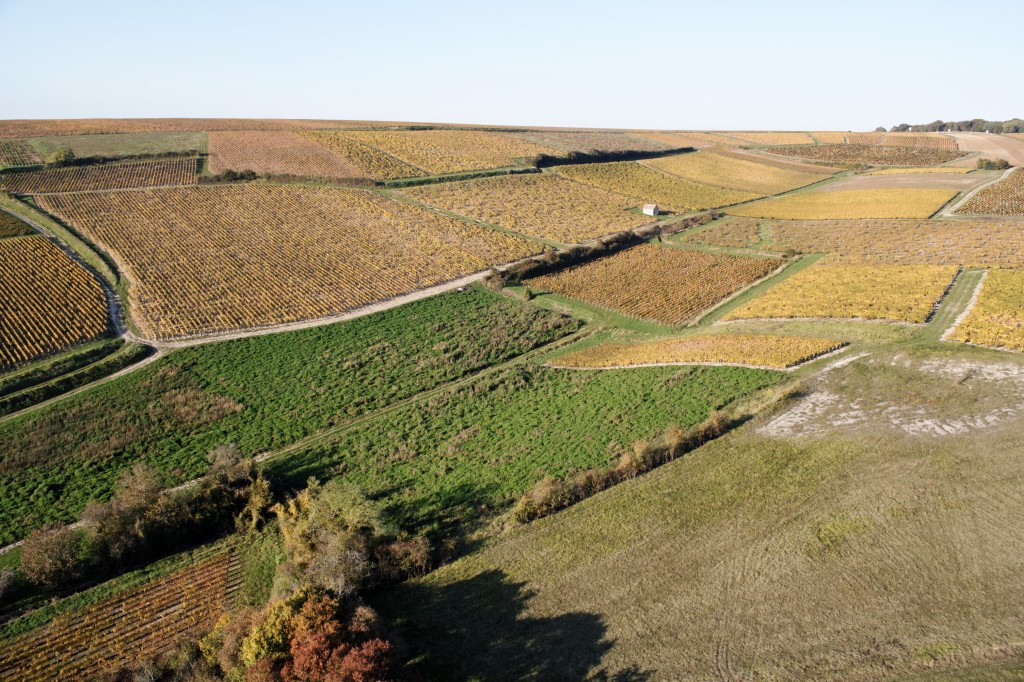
0,289,579,543
267,363,781,537
24,131,207,159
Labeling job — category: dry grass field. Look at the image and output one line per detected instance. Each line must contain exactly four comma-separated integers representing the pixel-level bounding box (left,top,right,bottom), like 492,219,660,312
0,158,197,194
728,188,957,219
336,129,556,174
530,244,783,325
643,150,827,194
401,173,649,243
552,333,844,369
555,161,759,211
956,169,1024,215
380,348,1024,680
38,185,535,339
866,166,972,175
206,130,366,178
689,218,1024,268
723,262,959,323
768,144,968,166
0,236,109,368
948,270,1024,351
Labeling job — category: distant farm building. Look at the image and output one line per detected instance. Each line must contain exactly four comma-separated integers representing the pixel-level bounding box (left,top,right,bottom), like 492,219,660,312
643,204,659,216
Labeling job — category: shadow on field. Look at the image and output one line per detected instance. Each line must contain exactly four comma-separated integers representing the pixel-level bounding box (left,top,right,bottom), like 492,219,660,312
383,569,655,681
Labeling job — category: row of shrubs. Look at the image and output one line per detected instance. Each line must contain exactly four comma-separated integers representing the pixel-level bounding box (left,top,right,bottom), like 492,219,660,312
531,146,694,168
512,411,736,523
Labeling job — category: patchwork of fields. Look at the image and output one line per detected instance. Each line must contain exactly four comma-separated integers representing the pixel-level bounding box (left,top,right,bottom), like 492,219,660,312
2,121,1024,682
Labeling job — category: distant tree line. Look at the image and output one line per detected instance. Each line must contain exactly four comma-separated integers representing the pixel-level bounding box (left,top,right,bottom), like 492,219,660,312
884,118,1024,134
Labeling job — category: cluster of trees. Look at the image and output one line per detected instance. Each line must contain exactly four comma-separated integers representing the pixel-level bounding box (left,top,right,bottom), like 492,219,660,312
7,446,271,597
977,158,1011,170
131,479,428,681
885,118,1024,133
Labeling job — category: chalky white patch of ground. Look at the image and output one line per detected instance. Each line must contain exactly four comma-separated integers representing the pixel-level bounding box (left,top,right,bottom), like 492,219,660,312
762,352,1024,438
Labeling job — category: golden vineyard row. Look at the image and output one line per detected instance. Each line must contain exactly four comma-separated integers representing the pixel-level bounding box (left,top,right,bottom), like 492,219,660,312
0,236,108,369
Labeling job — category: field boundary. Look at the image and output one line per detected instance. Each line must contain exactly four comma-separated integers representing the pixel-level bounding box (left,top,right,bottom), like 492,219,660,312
940,269,988,342
544,343,850,373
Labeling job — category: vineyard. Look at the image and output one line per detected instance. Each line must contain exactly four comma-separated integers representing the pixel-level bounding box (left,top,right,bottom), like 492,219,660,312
0,157,197,194
723,262,959,323
847,132,959,149
552,333,845,369
643,150,827,194
728,187,956,219
726,132,816,146
947,270,1024,351
689,218,1024,268
767,144,968,166
0,140,39,167
0,552,233,680
207,130,367,178
299,130,423,179
530,244,784,325
334,129,557,175
956,168,1024,215
0,209,32,238
37,185,535,339
555,161,760,211
401,173,649,243
509,131,676,153
0,236,109,369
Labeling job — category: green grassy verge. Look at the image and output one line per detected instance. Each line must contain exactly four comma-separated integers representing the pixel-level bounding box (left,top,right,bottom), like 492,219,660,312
0,288,580,543
0,338,123,398
0,343,153,417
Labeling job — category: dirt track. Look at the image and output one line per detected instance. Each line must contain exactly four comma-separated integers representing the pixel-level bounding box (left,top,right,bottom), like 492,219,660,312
948,133,1024,167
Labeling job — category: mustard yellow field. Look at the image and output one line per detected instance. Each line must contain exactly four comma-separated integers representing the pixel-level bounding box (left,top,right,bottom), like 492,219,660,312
554,161,759,211
300,131,422,179
552,333,844,369
644,151,827,195
723,262,959,323
401,173,648,243
728,188,957,219
948,270,1024,351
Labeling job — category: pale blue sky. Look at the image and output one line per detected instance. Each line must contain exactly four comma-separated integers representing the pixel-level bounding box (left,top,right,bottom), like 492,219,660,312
2,0,1021,130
